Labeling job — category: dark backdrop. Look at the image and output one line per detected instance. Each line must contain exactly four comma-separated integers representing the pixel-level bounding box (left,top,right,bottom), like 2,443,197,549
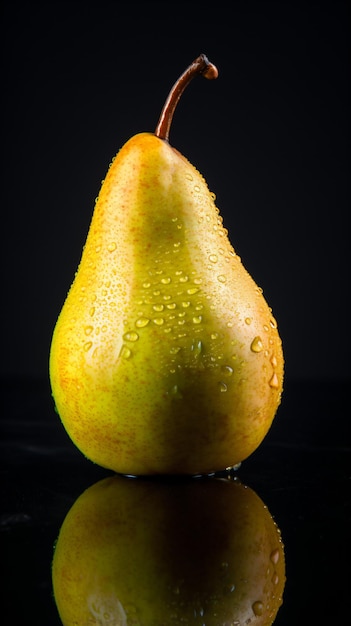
2,1,349,383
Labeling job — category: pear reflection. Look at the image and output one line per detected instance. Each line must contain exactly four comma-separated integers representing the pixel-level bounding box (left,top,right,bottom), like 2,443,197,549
52,475,285,625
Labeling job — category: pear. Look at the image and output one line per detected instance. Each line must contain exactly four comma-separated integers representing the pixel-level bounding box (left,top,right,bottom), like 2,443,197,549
49,54,283,475
52,475,285,626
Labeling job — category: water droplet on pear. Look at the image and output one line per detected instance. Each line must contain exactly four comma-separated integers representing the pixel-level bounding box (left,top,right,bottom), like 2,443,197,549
252,600,264,616
123,331,139,342
270,548,280,564
192,315,202,324
269,373,279,388
119,345,132,359
250,336,263,353
218,381,228,393
153,318,164,326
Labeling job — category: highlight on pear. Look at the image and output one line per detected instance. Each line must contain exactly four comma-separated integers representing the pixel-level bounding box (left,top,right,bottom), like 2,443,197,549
49,54,284,476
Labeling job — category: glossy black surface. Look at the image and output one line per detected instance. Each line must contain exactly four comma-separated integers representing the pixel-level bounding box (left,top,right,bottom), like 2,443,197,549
1,378,349,625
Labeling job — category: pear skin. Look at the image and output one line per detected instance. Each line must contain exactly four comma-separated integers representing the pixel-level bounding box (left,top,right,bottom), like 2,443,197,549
49,56,284,475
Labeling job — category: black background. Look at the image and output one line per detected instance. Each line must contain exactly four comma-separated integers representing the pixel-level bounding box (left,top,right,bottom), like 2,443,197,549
1,3,350,626
1,1,349,383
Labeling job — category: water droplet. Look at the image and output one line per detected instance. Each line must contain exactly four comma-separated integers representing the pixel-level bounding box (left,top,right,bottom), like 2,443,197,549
173,241,181,248
153,318,164,326
187,287,199,295
191,339,203,357
221,365,234,376
179,275,189,283
210,191,216,201
272,573,279,585
270,317,277,328
271,354,278,368
270,548,280,564
107,242,117,252
178,319,185,325
84,341,92,351
135,317,150,328
185,173,193,181
101,325,107,333
245,317,252,325
143,281,151,288
252,601,264,616
193,277,202,285
251,336,263,353
211,332,219,339
169,385,183,399
182,301,191,308
84,325,93,335
218,381,228,393
226,321,233,328
123,331,139,342
153,304,164,312
217,274,226,283
192,315,202,324
166,303,176,309
119,345,132,359
263,324,269,332
89,307,95,317
161,277,171,284
95,245,101,253
170,346,181,354
209,254,218,263
269,372,279,388
194,184,200,192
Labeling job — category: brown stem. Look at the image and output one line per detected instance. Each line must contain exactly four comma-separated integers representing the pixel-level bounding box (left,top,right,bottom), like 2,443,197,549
154,54,218,142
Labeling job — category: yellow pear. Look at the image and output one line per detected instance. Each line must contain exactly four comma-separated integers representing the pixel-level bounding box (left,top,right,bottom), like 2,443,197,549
52,475,286,626
49,54,284,475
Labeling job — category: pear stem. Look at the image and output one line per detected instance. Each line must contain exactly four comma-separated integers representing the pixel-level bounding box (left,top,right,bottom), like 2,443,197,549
155,54,218,142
